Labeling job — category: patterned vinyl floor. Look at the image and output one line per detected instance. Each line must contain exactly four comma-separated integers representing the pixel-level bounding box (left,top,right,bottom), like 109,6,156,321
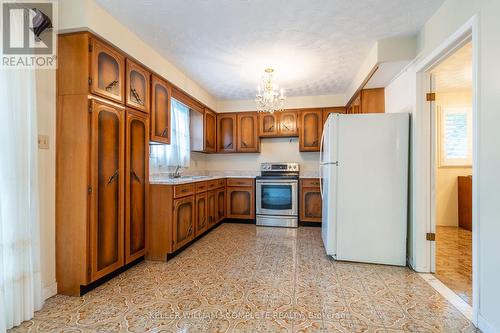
435,226,473,305
10,224,477,332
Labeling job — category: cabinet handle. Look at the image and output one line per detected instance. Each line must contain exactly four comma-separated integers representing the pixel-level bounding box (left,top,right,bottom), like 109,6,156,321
267,124,274,131
312,139,318,146
181,188,188,193
188,225,193,235
161,128,168,137
105,80,119,92
224,142,233,149
130,170,142,184
107,169,119,185
282,124,290,131
130,87,143,105
241,141,248,148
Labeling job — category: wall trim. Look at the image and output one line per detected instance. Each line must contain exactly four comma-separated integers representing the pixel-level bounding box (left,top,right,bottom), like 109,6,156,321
43,282,58,300
478,314,498,333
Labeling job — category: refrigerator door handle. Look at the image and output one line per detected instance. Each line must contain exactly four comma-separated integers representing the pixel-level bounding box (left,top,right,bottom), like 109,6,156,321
319,125,326,199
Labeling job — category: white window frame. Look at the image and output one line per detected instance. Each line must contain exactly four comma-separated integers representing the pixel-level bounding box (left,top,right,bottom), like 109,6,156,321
437,106,472,167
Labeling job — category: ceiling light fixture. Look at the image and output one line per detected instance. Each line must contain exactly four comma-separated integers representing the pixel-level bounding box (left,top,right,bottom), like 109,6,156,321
255,68,285,113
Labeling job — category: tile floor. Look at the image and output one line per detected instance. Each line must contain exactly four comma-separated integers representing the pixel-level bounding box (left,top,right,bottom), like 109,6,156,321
10,224,477,332
435,226,473,305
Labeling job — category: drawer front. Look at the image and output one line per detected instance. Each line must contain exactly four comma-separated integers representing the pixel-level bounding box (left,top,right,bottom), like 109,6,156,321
216,178,226,189
195,181,208,193
174,183,195,198
206,180,219,191
227,178,254,187
302,178,320,188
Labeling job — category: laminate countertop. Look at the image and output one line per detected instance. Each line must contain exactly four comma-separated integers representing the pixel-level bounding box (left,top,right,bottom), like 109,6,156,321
149,175,255,185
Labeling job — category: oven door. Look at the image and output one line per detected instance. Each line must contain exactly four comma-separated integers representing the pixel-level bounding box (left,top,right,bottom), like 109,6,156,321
256,179,298,216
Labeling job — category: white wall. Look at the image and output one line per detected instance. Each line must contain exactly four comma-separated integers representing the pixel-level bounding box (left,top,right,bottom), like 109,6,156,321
385,1,500,331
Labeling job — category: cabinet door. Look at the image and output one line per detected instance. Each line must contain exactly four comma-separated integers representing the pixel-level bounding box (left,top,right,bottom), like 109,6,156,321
299,109,323,152
125,109,149,264
216,188,225,223
204,108,216,153
259,112,278,137
89,99,125,281
173,196,195,251
126,59,150,113
361,88,385,113
195,193,208,236
322,107,346,124
300,185,322,222
90,38,124,103
151,75,171,144
227,187,255,219
279,110,299,137
237,112,259,152
217,113,237,152
207,190,216,227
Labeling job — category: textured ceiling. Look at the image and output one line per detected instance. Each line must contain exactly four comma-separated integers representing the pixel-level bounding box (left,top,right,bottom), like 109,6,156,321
433,42,472,92
96,0,444,100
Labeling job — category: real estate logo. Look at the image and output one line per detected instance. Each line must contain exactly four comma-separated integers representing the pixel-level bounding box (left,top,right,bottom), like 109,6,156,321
1,0,57,69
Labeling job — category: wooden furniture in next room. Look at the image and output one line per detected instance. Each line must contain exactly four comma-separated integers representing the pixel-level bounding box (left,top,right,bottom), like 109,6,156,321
458,175,472,231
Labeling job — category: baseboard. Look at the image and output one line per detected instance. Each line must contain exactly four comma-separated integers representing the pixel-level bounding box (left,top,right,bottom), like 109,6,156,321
478,314,498,333
43,282,57,300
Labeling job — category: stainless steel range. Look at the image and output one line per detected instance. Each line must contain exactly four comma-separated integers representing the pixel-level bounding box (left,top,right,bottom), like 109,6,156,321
256,162,299,228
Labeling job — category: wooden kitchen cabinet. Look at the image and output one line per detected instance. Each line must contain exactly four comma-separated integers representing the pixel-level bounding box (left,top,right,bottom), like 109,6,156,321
217,113,237,152
207,190,217,227
204,108,217,152
279,110,299,136
150,75,171,144
237,112,260,152
195,193,208,236
89,99,125,281
125,109,149,264
227,179,255,219
322,107,346,123
216,187,226,223
299,109,323,152
346,88,385,114
300,179,322,223
259,112,279,137
173,196,195,251
125,59,150,113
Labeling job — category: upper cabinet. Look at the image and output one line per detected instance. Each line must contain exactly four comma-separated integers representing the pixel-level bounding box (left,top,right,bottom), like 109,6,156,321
346,88,385,114
259,112,279,137
322,107,346,124
237,112,260,153
279,110,299,137
299,109,323,152
125,59,150,113
150,75,171,144
90,38,125,103
217,113,237,153
204,108,217,153
258,111,298,137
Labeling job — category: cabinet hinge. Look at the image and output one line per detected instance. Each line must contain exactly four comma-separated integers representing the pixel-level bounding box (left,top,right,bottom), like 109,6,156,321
426,93,436,101
87,186,92,194
426,232,436,241
88,42,93,52
88,77,92,86
88,105,93,113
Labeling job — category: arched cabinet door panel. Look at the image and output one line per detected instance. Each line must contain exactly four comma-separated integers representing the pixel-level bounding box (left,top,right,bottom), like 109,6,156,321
195,193,208,236
204,108,216,153
216,188,225,223
259,112,278,137
89,99,125,281
126,59,150,113
279,110,299,137
217,113,237,153
237,112,259,152
125,108,149,264
173,196,195,251
299,109,323,152
151,75,171,144
90,38,124,103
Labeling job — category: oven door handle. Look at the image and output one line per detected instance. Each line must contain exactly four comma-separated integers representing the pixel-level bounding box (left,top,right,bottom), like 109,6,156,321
256,181,298,185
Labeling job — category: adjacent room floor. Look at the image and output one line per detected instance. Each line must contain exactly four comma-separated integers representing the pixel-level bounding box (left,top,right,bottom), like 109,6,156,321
435,225,473,305
10,224,476,333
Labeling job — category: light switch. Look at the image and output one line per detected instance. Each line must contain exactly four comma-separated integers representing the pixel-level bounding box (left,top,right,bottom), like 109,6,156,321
38,135,49,149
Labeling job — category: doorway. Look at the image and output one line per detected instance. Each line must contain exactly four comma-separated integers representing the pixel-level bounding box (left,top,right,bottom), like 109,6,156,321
429,41,473,306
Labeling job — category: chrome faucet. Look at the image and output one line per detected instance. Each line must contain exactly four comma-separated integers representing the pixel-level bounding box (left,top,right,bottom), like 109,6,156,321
172,165,182,178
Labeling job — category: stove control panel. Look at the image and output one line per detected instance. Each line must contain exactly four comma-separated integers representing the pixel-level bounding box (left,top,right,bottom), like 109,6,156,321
260,162,299,172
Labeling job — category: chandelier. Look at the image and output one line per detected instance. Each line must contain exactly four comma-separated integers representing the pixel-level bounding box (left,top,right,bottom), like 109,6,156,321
255,68,285,113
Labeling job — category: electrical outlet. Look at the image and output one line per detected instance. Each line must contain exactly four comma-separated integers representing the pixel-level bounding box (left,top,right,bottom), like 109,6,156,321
38,135,49,149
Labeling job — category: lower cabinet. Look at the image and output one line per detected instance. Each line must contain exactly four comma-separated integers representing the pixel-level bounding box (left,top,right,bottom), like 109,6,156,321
195,193,208,236
300,179,322,223
216,188,226,223
207,190,216,227
172,196,195,251
226,179,255,219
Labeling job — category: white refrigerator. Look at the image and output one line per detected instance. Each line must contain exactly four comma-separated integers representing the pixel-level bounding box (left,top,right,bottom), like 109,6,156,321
320,113,409,266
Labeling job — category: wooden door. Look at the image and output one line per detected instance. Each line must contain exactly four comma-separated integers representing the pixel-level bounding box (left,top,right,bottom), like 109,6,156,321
279,110,299,136
125,109,149,264
217,113,237,152
227,187,255,219
259,112,278,137
204,108,216,153
150,75,171,144
237,112,259,152
207,190,216,227
322,107,346,124
173,196,195,250
90,38,124,103
216,188,225,223
299,109,323,152
300,180,322,223
125,59,150,113
89,99,125,281
195,193,208,236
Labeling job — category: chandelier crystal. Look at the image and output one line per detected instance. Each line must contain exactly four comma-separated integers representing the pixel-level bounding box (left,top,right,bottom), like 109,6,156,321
255,68,285,113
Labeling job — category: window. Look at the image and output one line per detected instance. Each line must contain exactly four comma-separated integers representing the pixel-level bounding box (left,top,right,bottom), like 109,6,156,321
438,106,472,167
150,99,190,169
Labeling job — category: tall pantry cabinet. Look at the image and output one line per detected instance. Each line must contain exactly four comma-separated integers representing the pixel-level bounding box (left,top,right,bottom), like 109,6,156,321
56,32,150,295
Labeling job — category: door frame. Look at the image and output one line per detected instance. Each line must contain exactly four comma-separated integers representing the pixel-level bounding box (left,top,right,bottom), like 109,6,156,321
413,14,479,325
